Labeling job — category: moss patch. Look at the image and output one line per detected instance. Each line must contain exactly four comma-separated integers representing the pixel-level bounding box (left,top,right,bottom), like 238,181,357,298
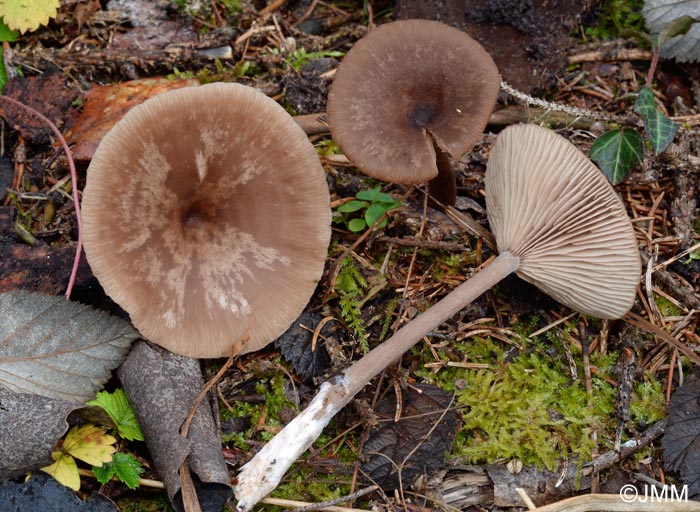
416,321,665,469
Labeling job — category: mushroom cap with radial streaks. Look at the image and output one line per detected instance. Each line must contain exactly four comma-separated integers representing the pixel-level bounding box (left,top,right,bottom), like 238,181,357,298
327,19,500,184
485,124,640,319
82,83,331,358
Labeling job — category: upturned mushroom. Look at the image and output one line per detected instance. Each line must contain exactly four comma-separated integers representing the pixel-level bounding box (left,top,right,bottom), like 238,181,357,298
234,123,641,510
327,19,500,206
82,82,331,358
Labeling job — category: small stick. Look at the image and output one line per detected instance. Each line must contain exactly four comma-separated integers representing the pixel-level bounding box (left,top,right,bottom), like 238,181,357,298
516,487,537,510
376,236,467,252
77,468,166,489
279,485,378,512
260,496,368,512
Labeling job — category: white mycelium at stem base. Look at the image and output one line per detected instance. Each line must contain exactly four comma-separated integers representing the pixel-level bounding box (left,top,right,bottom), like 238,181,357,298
234,252,520,511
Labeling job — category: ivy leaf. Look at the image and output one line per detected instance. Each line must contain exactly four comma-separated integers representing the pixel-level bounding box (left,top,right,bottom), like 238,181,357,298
41,451,80,491
634,86,679,155
0,0,59,34
63,425,117,467
87,389,144,441
93,452,144,490
590,128,645,184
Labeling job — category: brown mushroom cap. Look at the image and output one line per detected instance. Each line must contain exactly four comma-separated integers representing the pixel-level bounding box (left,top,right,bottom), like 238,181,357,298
485,124,641,319
327,19,500,184
82,83,331,358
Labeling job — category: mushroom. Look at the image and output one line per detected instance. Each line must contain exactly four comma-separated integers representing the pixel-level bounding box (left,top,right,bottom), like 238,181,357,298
326,19,500,206
82,82,331,358
234,123,641,511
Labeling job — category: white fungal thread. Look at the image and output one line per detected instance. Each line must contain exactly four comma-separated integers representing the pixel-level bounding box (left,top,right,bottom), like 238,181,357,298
500,80,622,123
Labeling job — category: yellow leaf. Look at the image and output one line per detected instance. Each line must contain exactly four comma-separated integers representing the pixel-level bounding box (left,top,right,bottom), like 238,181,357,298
63,425,117,466
41,451,80,491
0,0,59,34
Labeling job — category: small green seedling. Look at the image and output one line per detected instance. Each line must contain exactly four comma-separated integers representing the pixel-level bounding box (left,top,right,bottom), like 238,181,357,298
335,186,401,233
284,48,345,71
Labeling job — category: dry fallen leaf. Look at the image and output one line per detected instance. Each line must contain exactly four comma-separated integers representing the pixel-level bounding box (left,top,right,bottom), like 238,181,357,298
65,77,200,161
0,290,138,403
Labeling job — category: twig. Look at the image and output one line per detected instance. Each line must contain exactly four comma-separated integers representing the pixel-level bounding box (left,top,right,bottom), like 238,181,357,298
582,419,666,477
375,236,467,252
642,248,700,310
0,95,82,299
624,312,700,365
567,46,653,65
259,0,287,15
295,0,320,25
444,206,497,251
181,352,239,438
77,468,165,489
280,485,378,512
516,487,537,510
500,80,625,124
179,463,203,512
260,496,369,512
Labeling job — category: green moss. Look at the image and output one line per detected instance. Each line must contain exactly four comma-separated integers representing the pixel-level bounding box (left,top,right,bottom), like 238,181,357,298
117,494,173,512
630,377,666,425
264,471,350,511
655,296,682,317
584,0,646,41
416,330,623,470
221,368,296,444
334,256,369,352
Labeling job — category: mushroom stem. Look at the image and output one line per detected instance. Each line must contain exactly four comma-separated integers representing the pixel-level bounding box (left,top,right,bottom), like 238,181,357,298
427,141,457,207
234,251,520,512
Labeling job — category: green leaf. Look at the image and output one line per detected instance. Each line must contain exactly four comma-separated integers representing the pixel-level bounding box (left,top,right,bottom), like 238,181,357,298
364,203,386,227
634,86,679,155
590,128,644,184
91,460,116,485
0,52,6,93
336,200,368,213
348,218,366,232
87,389,144,441
0,19,18,42
93,452,144,490
658,15,699,49
355,186,383,202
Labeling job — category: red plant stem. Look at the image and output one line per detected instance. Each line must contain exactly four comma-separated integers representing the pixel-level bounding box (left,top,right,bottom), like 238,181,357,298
0,95,82,299
645,47,660,87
